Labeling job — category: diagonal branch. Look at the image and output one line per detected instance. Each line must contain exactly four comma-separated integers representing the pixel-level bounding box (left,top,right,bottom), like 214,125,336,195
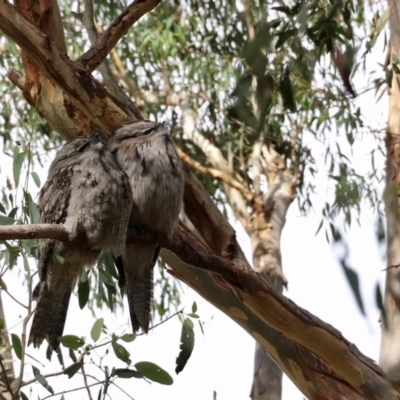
181,103,252,230
81,0,142,119
79,0,163,71
0,0,132,133
176,148,253,202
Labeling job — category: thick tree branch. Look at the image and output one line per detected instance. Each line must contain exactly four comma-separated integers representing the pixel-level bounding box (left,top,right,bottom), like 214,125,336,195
1,222,400,398
0,0,133,133
79,0,163,71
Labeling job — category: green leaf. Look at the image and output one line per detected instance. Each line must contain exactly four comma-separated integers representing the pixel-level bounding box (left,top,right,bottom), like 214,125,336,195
30,172,41,188
112,338,131,365
13,152,26,188
63,362,83,379
0,216,15,225
275,28,298,50
135,362,173,385
175,318,195,374
32,366,54,394
0,318,4,330
28,202,40,224
11,333,22,360
19,391,29,400
376,284,387,328
0,280,7,291
78,279,90,309
22,253,31,281
191,302,197,313
279,66,297,112
120,333,136,343
111,368,143,379
340,258,365,316
59,335,85,350
90,318,103,342
103,366,110,397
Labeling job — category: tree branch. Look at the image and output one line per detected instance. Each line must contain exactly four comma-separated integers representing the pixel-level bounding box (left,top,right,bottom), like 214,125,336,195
79,0,163,71
180,102,251,230
0,0,132,134
81,0,142,119
176,148,253,202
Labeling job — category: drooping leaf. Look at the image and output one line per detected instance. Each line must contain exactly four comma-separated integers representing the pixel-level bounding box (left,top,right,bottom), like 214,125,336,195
279,66,297,112
376,283,386,328
63,362,83,379
28,201,40,224
90,318,103,342
78,279,90,310
112,338,131,365
19,391,29,400
340,258,365,316
32,366,54,394
11,333,22,360
13,151,26,188
30,172,41,188
135,362,173,385
175,318,195,374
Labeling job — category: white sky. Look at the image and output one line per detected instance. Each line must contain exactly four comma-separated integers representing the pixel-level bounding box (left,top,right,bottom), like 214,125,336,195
0,29,389,400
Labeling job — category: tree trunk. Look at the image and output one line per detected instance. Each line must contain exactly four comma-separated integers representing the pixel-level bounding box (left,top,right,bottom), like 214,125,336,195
250,145,294,399
379,0,400,378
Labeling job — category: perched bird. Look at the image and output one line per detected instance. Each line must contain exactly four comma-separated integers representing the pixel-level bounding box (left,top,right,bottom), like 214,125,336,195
29,136,132,355
108,120,184,333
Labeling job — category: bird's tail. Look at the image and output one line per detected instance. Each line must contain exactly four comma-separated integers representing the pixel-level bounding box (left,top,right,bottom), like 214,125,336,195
123,244,159,333
29,283,72,355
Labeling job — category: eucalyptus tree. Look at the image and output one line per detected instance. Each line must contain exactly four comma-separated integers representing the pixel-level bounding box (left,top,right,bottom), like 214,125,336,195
0,0,395,399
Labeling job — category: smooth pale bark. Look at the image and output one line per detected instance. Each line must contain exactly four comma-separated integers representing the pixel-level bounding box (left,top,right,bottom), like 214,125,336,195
250,145,293,400
379,0,400,378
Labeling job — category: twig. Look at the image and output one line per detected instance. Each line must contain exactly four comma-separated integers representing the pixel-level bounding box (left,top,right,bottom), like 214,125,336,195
81,0,141,118
84,371,136,400
147,308,184,332
21,366,77,387
79,0,163,71
40,382,101,400
2,288,28,309
0,223,244,285
109,379,136,400
80,362,94,400
16,276,33,396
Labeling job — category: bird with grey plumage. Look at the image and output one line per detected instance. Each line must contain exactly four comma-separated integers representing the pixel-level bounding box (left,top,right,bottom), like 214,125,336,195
29,136,133,356
108,120,184,333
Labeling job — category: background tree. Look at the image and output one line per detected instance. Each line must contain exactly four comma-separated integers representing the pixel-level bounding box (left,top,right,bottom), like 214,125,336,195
0,0,396,398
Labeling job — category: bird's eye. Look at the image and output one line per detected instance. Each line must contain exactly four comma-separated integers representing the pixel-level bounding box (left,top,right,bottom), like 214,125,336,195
77,140,91,153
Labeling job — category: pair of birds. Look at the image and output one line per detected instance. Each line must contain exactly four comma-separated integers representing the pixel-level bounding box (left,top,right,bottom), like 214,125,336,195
28,120,184,355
